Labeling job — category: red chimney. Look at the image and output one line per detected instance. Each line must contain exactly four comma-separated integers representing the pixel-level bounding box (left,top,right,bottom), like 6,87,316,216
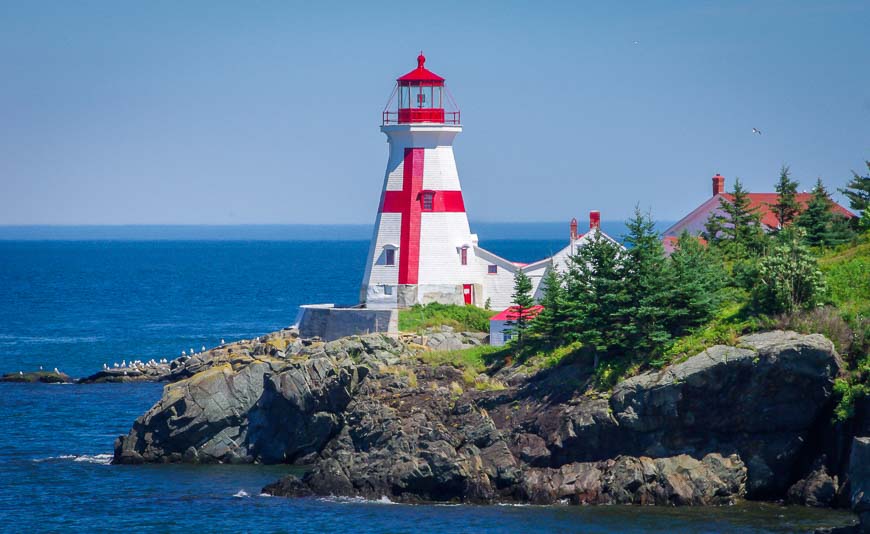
570,217,578,240
589,210,601,231
712,174,725,196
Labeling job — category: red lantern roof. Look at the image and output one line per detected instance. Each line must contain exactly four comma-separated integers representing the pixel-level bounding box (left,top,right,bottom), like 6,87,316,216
397,53,445,85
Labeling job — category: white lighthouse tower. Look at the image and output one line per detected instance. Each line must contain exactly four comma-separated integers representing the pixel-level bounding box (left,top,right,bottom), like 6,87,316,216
361,54,478,309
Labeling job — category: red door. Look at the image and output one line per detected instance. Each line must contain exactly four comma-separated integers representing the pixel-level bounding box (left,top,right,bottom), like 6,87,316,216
462,284,473,305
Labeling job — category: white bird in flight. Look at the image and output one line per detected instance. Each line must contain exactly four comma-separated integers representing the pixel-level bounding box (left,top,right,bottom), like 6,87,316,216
752,127,762,135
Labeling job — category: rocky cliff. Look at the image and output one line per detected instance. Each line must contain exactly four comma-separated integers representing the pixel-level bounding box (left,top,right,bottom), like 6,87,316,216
114,330,846,507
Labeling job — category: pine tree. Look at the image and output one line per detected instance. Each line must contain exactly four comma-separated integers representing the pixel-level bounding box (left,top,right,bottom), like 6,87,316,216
506,269,534,348
620,207,675,356
704,178,764,257
838,161,870,215
798,178,835,247
770,165,801,229
668,231,725,334
527,263,565,348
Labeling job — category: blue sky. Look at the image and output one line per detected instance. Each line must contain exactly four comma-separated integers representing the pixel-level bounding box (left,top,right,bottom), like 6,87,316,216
0,1,867,225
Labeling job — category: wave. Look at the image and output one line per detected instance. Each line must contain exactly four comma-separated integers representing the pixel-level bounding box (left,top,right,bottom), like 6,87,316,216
233,490,250,498
318,495,396,505
34,453,112,465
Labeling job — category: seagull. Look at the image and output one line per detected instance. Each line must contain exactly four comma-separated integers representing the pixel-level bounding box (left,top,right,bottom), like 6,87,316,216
39,366,43,371
189,348,194,355
752,127,762,135
103,363,108,370
19,371,23,376
181,350,186,356
201,345,206,352
632,40,639,45
221,339,225,345
53,367,59,374
113,362,119,368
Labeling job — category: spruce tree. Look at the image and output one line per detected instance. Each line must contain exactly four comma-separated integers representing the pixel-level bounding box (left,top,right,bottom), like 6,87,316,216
527,264,565,348
668,231,725,334
770,165,800,229
620,207,674,356
838,161,870,215
704,178,764,257
798,178,835,247
506,269,534,348
562,229,625,356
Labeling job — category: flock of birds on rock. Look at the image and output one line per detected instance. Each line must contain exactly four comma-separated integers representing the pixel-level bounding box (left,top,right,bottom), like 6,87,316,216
21,335,267,377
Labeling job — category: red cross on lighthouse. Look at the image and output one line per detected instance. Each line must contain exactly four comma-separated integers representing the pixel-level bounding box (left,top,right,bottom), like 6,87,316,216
380,148,465,285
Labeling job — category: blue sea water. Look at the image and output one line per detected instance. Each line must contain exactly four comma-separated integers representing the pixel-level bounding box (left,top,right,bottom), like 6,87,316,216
0,232,857,532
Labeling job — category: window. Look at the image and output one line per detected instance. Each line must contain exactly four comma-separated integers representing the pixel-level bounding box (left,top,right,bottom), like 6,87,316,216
422,191,434,211
384,285,393,296
488,264,498,274
460,246,468,266
385,248,395,266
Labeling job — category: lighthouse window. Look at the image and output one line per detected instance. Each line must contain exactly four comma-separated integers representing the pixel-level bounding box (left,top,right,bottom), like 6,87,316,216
488,264,498,274
384,248,395,266
422,192,434,211
460,247,468,266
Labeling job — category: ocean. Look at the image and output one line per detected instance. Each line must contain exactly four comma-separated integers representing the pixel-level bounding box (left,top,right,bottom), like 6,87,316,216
0,227,857,532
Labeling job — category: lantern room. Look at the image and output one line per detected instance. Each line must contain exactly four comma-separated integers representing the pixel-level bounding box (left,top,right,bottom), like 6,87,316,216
383,53,460,125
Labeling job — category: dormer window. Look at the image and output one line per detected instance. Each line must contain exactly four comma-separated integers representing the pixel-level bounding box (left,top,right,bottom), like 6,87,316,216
421,191,435,211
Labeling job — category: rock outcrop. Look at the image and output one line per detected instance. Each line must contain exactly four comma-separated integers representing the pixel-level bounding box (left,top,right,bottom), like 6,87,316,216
0,370,73,383
850,437,870,532
114,330,842,506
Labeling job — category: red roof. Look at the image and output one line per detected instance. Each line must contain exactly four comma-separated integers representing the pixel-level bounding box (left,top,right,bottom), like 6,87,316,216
721,193,855,229
490,305,544,322
397,53,445,84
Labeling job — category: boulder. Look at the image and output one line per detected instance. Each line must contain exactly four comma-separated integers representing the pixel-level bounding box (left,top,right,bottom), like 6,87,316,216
519,453,745,505
788,461,839,507
608,331,839,498
850,437,870,516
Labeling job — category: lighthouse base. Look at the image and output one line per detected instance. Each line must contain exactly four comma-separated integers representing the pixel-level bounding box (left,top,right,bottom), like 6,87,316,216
363,283,473,310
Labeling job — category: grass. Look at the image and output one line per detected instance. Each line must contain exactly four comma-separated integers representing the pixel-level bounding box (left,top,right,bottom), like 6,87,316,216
417,344,506,375
819,237,870,318
398,303,495,333
661,288,771,365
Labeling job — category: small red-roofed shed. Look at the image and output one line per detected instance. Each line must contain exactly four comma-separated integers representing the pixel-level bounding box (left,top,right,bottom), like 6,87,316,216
490,305,544,346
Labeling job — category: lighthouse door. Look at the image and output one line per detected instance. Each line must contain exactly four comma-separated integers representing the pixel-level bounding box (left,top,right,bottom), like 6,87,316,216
462,284,473,305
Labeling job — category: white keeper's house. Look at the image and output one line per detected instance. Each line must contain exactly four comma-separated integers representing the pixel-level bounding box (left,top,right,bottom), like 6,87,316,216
297,54,621,340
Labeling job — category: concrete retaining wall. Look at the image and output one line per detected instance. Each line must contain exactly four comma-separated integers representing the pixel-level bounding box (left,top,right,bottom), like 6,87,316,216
296,304,398,341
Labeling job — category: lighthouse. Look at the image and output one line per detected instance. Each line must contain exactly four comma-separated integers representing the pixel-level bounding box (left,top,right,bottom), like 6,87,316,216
360,53,477,309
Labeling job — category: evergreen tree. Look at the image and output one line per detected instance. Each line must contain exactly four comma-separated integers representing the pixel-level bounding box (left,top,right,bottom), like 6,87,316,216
838,161,870,215
798,178,835,247
562,229,626,356
620,207,675,356
704,178,764,257
527,263,565,348
668,231,725,334
506,269,534,348
770,165,801,229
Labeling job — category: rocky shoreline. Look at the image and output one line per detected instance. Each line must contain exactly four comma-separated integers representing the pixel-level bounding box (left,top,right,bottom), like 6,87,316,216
6,328,867,530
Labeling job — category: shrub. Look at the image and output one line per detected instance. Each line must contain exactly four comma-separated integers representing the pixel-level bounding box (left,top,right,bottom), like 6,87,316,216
751,231,826,314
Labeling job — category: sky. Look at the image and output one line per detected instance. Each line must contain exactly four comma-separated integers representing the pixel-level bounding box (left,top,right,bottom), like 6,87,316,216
0,1,867,225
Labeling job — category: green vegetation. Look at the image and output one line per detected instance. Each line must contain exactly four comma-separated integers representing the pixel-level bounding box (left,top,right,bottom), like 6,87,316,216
417,344,509,390
505,270,534,348
398,303,495,333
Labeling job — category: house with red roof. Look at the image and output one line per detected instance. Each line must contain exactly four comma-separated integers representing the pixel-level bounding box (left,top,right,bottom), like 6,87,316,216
489,305,544,347
662,174,855,253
